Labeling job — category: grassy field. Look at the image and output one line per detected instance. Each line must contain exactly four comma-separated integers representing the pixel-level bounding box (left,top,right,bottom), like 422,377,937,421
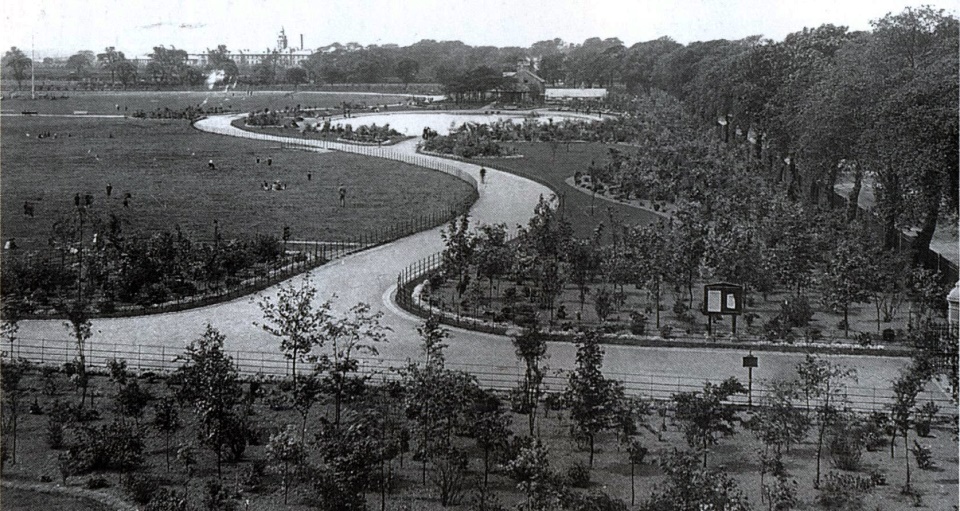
1,368,955,511
0,90,417,115
468,142,662,239
1,116,476,252
1,486,116,511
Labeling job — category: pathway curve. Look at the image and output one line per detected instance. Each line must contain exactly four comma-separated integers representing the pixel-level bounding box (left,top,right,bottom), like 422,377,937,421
13,112,923,403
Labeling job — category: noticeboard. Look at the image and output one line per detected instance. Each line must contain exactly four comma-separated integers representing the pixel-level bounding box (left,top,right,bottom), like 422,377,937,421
703,283,744,315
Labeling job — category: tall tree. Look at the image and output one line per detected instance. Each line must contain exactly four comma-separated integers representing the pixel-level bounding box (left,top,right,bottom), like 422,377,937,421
96,46,125,84
171,325,245,478
256,280,331,384
66,50,95,78
794,355,857,488
396,58,420,85
672,377,746,467
3,47,32,90
1,359,30,464
564,330,626,467
318,303,388,427
512,327,548,437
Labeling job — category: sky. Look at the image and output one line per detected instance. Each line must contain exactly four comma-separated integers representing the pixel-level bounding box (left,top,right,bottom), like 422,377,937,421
2,0,957,58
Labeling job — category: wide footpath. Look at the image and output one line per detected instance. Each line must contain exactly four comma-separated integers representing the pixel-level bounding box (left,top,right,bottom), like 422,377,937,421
13,112,932,405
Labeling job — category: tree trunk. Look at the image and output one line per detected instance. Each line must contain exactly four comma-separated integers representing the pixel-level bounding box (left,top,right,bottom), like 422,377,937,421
904,433,911,491
630,460,636,505
846,166,863,223
589,434,595,468
911,185,942,267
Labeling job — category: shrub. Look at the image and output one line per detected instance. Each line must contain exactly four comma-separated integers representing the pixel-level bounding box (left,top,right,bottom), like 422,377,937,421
630,311,647,335
818,471,874,510
565,461,591,488
862,412,889,452
829,415,865,471
85,476,110,489
69,420,145,474
911,441,934,470
46,415,67,449
779,296,814,329
143,488,189,511
915,402,940,437
560,490,628,511
123,473,161,504
659,324,673,339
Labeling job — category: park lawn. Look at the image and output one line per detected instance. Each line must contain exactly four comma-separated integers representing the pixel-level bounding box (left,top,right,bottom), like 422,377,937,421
1,115,476,252
1,368,956,511
0,486,116,511
0,90,416,115
468,142,663,239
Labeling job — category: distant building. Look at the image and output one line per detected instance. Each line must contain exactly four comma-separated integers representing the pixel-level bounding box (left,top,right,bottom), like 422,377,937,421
495,62,545,104
139,28,312,69
544,88,608,101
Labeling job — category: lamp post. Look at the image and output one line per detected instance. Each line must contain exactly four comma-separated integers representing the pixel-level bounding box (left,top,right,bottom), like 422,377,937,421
742,352,758,408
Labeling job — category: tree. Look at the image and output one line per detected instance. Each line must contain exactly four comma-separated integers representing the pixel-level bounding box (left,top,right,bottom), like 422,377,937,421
745,380,809,457
206,44,238,81
66,51,94,78
512,327,548,437
820,226,873,337
170,325,245,478
313,412,378,511
891,367,926,493
318,302,388,427
152,396,181,471
96,46,125,84
564,330,626,467
147,45,189,84
429,445,469,506
441,215,476,299
256,280,331,384
1,359,30,464
396,58,420,85
403,316,478,485
474,223,513,302
63,305,92,409
285,66,308,87
794,355,856,487
267,425,305,504
672,377,746,467
115,60,137,89
504,439,557,511
627,439,648,506
3,47,32,90
469,389,512,492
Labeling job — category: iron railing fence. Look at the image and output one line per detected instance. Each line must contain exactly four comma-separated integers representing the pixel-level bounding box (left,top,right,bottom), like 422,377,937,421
5,335,950,418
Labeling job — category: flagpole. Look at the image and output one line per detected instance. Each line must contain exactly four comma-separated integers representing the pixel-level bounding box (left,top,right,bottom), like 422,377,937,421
31,35,36,100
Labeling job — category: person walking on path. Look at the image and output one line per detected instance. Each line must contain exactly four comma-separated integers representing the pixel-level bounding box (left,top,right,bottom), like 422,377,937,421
338,185,347,207
479,167,487,184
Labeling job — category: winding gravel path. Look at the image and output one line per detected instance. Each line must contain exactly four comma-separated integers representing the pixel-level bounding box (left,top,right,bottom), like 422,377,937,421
12,112,921,403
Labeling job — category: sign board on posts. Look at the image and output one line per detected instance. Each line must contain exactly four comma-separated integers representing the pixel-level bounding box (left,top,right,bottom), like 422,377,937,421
702,283,744,315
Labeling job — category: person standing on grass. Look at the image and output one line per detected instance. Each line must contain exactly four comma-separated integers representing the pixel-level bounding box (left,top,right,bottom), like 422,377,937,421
106,183,112,197
339,185,346,207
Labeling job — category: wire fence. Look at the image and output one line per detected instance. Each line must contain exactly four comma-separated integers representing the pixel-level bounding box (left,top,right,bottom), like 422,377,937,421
2,336,953,418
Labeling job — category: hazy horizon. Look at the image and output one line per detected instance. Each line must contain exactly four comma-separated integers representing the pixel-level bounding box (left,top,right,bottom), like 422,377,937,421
3,0,956,59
